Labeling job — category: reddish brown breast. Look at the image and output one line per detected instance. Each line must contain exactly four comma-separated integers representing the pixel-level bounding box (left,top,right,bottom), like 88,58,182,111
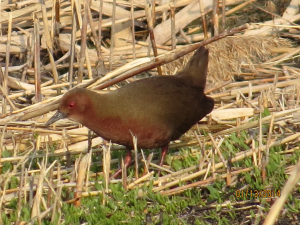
82,115,173,149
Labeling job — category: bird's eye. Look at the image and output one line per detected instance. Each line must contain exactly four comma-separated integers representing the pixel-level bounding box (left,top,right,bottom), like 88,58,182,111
68,102,76,108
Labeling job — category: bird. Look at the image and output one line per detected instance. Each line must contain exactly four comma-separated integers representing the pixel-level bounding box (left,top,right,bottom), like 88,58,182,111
45,46,214,178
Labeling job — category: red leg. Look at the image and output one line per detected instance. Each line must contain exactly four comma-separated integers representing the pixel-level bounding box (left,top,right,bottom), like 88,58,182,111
158,144,169,176
110,150,132,179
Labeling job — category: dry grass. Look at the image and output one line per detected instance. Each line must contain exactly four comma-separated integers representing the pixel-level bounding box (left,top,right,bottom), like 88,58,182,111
163,35,294,87
1,0,300,224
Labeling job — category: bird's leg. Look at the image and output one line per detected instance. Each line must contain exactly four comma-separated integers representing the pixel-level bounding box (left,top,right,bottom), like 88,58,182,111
110,150,132,179
157,144,169,176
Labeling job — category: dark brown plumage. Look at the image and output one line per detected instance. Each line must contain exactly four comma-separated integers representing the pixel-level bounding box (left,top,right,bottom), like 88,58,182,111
46,46,214,177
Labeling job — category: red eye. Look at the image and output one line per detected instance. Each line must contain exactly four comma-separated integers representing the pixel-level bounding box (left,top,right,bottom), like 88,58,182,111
68,102,76,108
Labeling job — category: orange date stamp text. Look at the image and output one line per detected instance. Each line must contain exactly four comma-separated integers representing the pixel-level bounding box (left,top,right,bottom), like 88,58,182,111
235,189,281,198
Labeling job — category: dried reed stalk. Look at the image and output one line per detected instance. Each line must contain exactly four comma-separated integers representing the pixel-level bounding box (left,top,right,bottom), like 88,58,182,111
74,153,91,206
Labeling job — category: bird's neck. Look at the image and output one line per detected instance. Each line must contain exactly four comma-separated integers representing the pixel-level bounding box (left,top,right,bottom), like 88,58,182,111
79,92,119,132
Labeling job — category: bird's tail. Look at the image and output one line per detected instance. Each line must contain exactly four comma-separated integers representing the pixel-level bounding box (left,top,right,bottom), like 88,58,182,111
176,46,209,89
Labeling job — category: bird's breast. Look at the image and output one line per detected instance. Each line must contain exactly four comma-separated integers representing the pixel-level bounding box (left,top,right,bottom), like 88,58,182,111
84,116,172,149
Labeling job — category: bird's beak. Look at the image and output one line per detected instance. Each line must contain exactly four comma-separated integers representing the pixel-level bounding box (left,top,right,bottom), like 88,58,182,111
45,110,68,126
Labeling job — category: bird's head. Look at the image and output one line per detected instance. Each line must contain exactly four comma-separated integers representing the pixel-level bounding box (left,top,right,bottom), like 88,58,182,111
45,88,91,126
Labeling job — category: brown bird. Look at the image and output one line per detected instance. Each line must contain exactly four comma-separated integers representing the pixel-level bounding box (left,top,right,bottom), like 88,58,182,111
46,46,214,177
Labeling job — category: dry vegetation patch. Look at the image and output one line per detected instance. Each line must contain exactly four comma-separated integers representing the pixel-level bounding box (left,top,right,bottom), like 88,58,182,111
1,0,300,224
